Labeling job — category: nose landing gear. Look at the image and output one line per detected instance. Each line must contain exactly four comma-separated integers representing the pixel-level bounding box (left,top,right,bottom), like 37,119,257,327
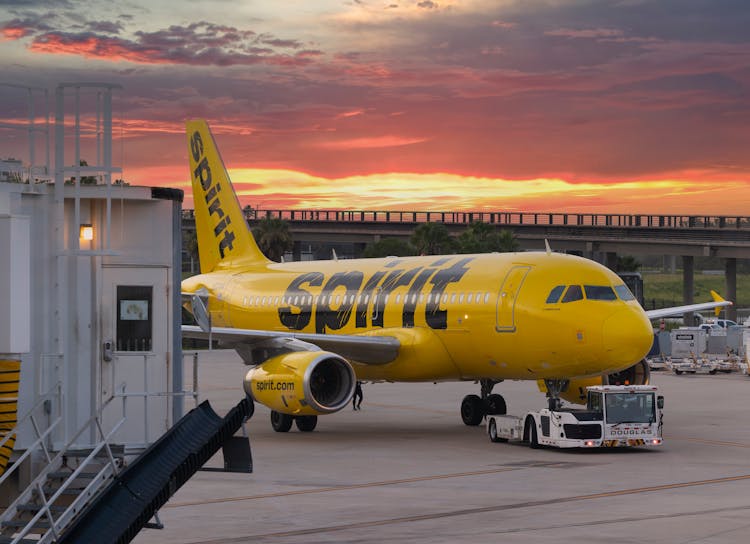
461,379,506,426
543,379,569,411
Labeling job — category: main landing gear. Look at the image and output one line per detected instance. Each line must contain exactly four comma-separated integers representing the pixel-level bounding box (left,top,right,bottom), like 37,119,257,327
270,411,318,432
461,379,506,426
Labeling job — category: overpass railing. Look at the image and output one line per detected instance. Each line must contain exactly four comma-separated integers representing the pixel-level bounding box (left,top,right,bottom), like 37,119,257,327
182,209,750,229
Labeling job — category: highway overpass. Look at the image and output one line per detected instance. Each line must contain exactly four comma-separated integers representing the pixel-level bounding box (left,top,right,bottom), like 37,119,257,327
183,209,750,321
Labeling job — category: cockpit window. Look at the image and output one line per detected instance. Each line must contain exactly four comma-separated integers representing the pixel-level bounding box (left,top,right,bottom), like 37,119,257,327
561,285,583,303
584,285,617,301
545,285,565,304
614,284,636,301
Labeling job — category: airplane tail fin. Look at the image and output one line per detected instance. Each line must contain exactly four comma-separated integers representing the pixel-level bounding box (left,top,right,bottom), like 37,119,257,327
710,290,726,316
186,120,270,272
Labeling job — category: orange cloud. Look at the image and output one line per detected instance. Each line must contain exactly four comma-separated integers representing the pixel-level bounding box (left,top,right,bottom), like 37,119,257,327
313,136,430,150
137,166,749,215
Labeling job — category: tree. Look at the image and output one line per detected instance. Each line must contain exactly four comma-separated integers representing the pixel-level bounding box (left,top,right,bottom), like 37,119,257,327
363,237,416,258
456,222,519,254
617,255,641,272
411,222,454,255
253,216,293,262
65,159,98,185
183,228,199,274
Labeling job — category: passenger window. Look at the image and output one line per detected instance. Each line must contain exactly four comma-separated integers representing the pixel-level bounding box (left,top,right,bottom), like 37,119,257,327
459,294,464,304
467,294,473,304
561,285,583,303
584,285,617,301
484,293,490,304
614,284,636,301
546,285,565,304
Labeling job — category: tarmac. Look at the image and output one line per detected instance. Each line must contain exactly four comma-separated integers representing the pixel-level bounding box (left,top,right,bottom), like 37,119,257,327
133,349,750,544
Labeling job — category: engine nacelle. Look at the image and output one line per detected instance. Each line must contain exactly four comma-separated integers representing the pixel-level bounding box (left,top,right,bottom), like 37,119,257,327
558,359,651,405
244,351,356,416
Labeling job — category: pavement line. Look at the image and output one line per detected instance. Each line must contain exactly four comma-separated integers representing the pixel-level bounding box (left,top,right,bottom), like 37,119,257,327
667,436,750,448
182,473,750,544
165,465,530,508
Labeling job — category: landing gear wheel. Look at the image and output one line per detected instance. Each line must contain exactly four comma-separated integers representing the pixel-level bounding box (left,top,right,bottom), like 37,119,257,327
295,415,318,432
461,394,484,426
525,418,540,449
709,369,718,375
674,370,683,375
485,394,507,415
270,411,293,432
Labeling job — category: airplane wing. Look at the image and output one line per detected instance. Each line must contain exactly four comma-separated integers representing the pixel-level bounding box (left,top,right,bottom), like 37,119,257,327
182,325,400,365
645,290,732,320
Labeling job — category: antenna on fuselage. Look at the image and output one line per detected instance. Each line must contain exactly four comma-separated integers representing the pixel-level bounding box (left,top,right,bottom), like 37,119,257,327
332,248,338,261
544,239,552,255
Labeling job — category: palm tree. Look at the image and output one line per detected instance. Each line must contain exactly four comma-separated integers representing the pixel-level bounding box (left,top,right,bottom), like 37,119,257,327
456,222,519,253
494,229,520,253
253,217,293,262
363,237,416,258
411,222,454,255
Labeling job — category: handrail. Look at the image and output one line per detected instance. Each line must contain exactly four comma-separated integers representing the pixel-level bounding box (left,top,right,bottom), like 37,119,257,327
7,383,128,543
0,381,62,487
0,382,60,451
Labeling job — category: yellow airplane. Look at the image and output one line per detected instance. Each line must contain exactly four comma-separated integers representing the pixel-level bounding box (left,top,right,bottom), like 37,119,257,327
182,120,732,432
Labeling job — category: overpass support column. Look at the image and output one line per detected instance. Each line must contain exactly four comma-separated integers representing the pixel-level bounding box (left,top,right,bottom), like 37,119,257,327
292,241,302,262
605,252,617,271
725,258,737,322
683,256,695,326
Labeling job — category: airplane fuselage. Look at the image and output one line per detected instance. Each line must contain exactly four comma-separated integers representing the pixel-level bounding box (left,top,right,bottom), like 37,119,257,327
182,251,654,382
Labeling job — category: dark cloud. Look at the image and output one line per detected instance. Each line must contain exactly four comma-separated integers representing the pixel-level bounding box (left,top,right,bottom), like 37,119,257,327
259,36,303,49
5,19,320,68
417,1,438,8
86,20,123,34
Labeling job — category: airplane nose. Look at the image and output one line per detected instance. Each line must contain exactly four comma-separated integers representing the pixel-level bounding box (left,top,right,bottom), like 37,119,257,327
602,308,653,366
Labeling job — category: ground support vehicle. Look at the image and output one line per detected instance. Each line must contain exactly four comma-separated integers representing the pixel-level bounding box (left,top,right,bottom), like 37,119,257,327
647,355,668,371
487,385,664,449
668,356,720,375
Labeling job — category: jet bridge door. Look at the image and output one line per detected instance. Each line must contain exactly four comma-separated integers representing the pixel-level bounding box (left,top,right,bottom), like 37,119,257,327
101,266,171,446
496,265,531,332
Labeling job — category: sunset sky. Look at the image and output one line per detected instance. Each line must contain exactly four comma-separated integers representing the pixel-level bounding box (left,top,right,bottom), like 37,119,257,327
1,0,749,214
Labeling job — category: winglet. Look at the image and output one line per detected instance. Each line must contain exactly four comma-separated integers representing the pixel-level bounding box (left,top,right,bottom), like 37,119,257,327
710,290,730,316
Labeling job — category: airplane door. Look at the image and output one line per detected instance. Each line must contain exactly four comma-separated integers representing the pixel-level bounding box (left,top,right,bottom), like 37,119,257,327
101,266,171,445
496,266,531,332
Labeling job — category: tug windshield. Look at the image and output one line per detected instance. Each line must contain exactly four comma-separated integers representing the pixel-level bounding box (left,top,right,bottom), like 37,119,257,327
604,393,655,424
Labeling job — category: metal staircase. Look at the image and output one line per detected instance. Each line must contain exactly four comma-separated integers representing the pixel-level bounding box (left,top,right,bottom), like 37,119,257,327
0,386,128,544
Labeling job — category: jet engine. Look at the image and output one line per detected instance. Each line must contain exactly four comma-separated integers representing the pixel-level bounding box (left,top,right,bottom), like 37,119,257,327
244,351,356,416
559,359,651,405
